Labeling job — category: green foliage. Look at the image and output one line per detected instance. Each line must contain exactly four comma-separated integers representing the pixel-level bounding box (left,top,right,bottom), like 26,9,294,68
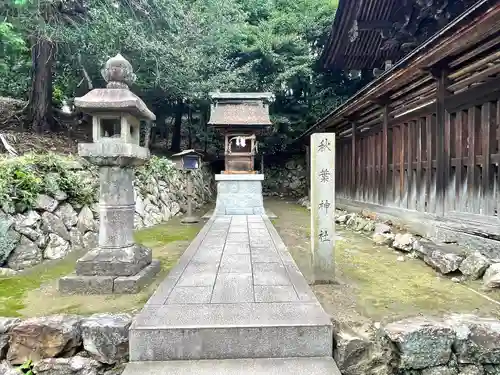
136,155,176,183
0,20,30,98
0,0,366,152
19,359,34,375
0,153,98,213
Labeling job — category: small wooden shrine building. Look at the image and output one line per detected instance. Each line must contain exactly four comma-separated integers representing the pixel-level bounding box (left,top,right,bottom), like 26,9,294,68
300,0,500,247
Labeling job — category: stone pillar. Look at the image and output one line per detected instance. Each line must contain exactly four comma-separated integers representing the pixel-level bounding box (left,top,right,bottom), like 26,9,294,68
98,166,135,248
310,133,335,284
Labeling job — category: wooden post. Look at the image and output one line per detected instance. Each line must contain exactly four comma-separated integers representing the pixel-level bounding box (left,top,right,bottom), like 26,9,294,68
351,123,356,200
310,133,335,284
430,65,450,216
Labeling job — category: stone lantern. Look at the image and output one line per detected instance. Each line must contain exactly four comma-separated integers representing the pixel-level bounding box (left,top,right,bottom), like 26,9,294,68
59,54,160,295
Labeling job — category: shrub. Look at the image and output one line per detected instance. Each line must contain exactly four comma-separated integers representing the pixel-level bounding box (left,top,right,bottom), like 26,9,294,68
136,155,176,183
0,152,98,213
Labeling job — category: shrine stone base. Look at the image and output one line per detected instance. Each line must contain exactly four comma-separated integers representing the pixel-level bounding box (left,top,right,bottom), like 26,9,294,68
214,174,267,216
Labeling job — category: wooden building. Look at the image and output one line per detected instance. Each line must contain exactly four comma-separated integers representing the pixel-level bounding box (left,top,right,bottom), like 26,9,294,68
301,0,500,248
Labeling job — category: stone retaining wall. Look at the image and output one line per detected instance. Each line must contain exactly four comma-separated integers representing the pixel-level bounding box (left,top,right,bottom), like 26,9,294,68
334,314,500,375
0,156,214,275
0,314,130,375
1,313,499,375
298,197,500,291
263,158,307,197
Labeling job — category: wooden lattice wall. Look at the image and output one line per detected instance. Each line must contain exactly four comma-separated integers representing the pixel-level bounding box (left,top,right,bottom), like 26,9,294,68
329,4,500,221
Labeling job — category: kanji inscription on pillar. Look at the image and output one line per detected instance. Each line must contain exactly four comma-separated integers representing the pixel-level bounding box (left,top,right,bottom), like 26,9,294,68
310,132,335,284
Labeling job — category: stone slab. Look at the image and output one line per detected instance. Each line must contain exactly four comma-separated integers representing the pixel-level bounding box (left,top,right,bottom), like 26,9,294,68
211,273,253,303
131,215,332,361
122,357,341,375
203,210,277,219
59,274,114,295
76,244,152,276
113,259,161,294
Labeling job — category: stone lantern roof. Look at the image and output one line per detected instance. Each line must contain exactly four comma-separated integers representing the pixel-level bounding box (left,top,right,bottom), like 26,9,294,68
74,54,156,121
208,92,274,129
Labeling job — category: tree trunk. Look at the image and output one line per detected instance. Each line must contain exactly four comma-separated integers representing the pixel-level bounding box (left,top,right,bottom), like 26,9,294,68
170,99,183,152
28,37,54,134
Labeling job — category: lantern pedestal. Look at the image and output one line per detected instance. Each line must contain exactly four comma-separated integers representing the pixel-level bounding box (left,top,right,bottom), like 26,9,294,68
214,174,267,216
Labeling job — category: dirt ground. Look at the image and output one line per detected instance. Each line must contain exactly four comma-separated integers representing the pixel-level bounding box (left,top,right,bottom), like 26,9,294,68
266,198,500,326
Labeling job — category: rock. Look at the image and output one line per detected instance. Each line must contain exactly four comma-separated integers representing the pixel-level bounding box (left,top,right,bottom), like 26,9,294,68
336,215,348,224
486,368,499,375
353,217,368,231
6,236,43,270
459,252,490,280
374,223,392,235
448,314,500,364
483,264,500,288
383,317,455,370
363,221,375,232
36,233,49,249
54,190,68,201
41,212,70,241
15,210,40,228
14,225,41,242
135,196,145,217
55,203,79,229
0,318,19,361
44,233,71,260
397,256,405,262
33,356,101,375
82,232,97,249
0,317,20,333
422,366,458,375
333,325,374,375
35,194,59,212
70,229,84,249
0,361,18,375
0,227,20,266
0,268,17,277
81,313,132,364
77,206,96,233
424,250,464,274
392,233,416,252
459,365,485,375
170,201,180,216
7,315,81,364
373,233,395,246
0,336,7,361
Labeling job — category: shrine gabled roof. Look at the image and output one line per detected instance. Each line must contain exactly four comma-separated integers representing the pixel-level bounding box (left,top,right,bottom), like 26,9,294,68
320,0,402,71
320,0,476,71
208,92,273,127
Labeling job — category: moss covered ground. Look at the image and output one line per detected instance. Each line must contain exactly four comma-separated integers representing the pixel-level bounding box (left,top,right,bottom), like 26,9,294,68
266,198,500,325
0,216,204,317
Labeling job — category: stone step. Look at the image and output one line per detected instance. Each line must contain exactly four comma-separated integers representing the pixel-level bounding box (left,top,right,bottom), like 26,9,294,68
122,357,342,375
129,302,333,361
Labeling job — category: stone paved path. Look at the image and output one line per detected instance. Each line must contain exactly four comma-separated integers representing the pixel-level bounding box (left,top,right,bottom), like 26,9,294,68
124,215,340,374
